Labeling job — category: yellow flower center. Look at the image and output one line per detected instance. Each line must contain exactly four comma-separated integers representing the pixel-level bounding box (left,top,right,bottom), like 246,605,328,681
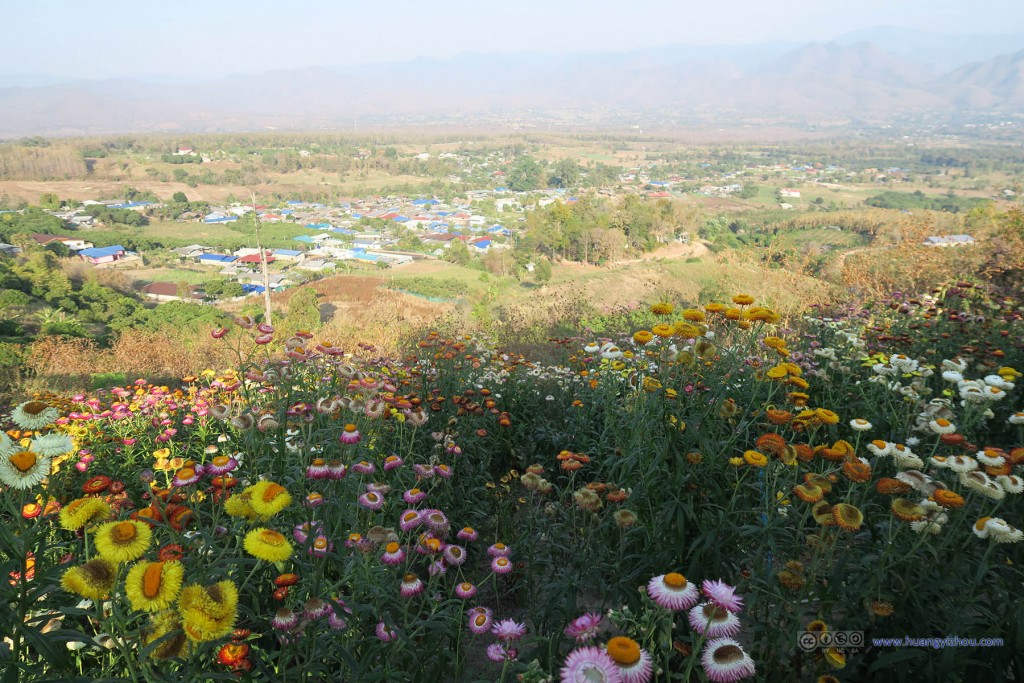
403,573,417,583
410,488,421,495
606,636,641,666
663,572,687,589
385,542,400,553
474,614,487,627
176,467,196,480
935,419,950,427
460,582,472,591
142,562,165,598
345,424,356,432
9,450,37,473
212,455,230,467
111,521,139,544
313,537,328,549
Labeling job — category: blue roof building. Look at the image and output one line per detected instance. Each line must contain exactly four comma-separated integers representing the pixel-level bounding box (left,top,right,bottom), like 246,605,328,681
197,254,237,263
79,245,125,259
293,235,317,243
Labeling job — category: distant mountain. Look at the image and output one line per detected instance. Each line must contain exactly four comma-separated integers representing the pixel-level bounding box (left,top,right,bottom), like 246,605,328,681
833,26,1024,74
935,49,1024,108
1,40,1023,137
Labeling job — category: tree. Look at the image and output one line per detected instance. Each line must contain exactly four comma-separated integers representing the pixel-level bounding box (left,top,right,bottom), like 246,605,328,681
446,240,471,266
548,159,581,189
508,157,542,192
39,193,62,210
171,191,189,204
285,287,321,333
534,257,552,283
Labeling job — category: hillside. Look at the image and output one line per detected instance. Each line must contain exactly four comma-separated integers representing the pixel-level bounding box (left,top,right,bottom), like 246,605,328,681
2,40,1024,137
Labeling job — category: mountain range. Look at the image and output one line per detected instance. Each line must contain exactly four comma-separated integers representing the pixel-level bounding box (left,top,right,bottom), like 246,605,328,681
1,29,1023,137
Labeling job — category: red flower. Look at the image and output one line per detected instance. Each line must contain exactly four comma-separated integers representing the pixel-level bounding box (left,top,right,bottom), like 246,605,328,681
157,544,184,562
217,642,250,666
82,475,112,494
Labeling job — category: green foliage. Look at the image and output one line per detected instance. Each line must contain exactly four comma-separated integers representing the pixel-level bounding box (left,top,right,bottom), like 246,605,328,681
865,190,990,213
283,286,322,334
0,207,66,242
533,256,552,282
82,205,148,226
507,156,543,192
386,277,468,299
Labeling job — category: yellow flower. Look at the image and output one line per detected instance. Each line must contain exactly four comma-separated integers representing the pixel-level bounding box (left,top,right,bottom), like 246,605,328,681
632,330,654,345
786,376,810,390
93,520,152,563
651,323,675,338
247,481,292,519
125,561,185,612
997,366,1020,380
673,322,701,339
724,307,742,320
243,528,294,562
743,450,768,467
745,306,781,324
59,497,111,531
765,365,788,380
728,457,745,467
832,503,864,532
815,409,840,425
61,558,118,600
178,581,238,643
681,308,706,323
144,610,189,660
732,294,755,306
224,492,258,519
650,302,674,316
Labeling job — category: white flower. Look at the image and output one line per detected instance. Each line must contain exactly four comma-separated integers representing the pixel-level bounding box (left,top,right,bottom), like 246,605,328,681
0,432,16,458
984,375,1015,390
961,472,1005,500
0,449,52,490
983,386,1006,401
942,358,968,373
996,475,1024,495
866,441,892,458
946,455,978,473
905,436,921,447
849,418,872,432
890,354,919,372
584,343,600,354
30,433,75,457
10,401,60,430
976,450,1006,467
1009,412,1024,425
873,363,898,376
927,419,957,435
911,519,943,535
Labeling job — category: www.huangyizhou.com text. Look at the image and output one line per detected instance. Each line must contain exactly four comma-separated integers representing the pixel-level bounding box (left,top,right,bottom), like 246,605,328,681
872,636,1004,649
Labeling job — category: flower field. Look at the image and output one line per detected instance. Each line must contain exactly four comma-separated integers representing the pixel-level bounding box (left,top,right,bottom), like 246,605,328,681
1,285,1023,682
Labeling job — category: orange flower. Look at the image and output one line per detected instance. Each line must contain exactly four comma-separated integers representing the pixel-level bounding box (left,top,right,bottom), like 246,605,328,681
766,408,793,425
875,478,911,495
842,460,872,483
932,489,965,509
755,433,788,457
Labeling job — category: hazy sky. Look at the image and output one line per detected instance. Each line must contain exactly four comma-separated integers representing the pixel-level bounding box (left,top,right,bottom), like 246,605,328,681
5,0,1023,80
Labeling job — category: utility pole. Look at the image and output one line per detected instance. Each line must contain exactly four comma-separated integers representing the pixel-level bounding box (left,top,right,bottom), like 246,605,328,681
250,190,273,326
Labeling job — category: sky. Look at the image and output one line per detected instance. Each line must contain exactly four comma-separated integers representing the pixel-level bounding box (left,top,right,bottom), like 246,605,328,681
4,0,1024,81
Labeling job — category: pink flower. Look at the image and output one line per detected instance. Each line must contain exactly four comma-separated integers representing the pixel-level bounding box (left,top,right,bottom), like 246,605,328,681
375,621,397,642
211,327,228,339
701,579,744,614
466,606,493,635
491,556,513,574
564,612,603,643
491,618,526,642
